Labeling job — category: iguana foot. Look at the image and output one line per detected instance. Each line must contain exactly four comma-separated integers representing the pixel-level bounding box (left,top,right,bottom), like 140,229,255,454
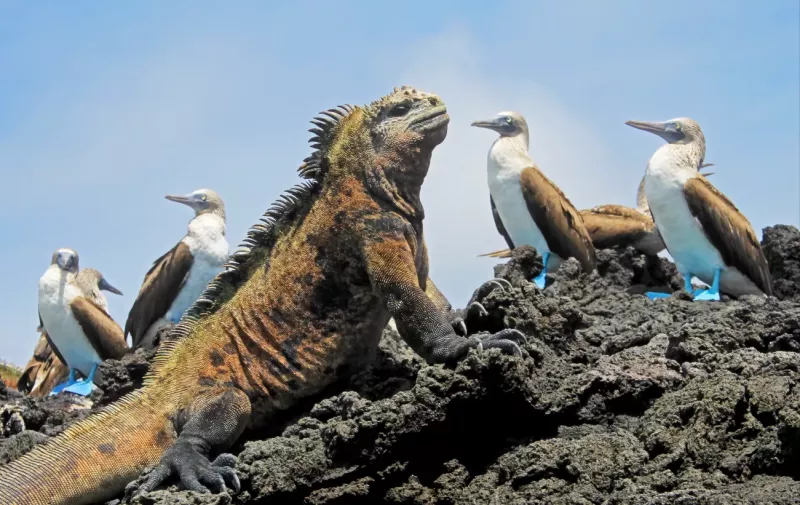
465,278,512,321
138,443,240,495
472,328,527,356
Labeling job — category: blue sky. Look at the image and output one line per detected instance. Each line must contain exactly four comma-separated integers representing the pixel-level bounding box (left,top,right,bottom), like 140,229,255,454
1,1,798,366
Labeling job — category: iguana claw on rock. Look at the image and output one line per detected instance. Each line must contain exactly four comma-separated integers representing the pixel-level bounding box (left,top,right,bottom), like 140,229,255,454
0,86,524,505
465,278,513,321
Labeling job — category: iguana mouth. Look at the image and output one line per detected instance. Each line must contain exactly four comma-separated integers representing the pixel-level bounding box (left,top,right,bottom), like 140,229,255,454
411,107,449,133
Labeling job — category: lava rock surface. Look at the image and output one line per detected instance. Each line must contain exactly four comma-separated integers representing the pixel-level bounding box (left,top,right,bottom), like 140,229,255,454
2,225,799,505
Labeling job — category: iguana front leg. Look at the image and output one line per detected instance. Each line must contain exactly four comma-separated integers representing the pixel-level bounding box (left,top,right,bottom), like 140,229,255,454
424,277,467,336
136,387,251,495
366,231,524,363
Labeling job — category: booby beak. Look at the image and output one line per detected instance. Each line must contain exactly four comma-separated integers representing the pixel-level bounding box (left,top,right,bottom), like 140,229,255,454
471,117,506,132
625,120,671,135
165,194,195,206
98,278,123,296
625,119,686,143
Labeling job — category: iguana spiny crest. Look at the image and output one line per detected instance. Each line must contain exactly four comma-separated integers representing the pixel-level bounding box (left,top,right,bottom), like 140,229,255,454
159,86,449,351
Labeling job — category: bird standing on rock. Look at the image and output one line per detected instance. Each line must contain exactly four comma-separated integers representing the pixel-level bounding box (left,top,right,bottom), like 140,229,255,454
37,249,128,396
472,111,596,288
21,267,123,397
125,189,229,349
627,117,772,300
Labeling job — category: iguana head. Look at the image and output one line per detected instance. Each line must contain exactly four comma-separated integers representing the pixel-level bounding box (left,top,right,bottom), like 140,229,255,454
300,86,449,219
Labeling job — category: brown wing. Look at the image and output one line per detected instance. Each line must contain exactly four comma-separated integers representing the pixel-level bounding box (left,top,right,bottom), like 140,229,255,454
684,176,773,296
580,207,655,250
490,196,515,250
519,166,596,272
125,241,193,347
17,333,51,393
70,296,128,360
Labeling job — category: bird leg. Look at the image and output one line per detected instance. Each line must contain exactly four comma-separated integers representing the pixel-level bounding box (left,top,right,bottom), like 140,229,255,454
532,252,550,289
49,368,79,395
693,268,721,302
683,273,694,293
63,363,98,397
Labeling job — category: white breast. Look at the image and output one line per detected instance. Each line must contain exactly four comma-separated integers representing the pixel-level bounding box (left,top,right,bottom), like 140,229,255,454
38,266,101,376
645,148,725,282
165,214,229,322
487,140,557,264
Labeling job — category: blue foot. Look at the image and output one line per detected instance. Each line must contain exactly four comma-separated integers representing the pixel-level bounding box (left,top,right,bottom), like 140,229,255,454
692,268,721,302
60,363,98,397
693,289,721,301
532,252,549,289
49,368,78,396
62,379,97,396
645,292,672,300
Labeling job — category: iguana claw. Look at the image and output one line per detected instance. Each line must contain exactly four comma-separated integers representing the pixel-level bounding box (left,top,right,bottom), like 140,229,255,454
467,278,511,307
137,443,240,495
467,301,488,319
474,328,527,356
449,317,468,336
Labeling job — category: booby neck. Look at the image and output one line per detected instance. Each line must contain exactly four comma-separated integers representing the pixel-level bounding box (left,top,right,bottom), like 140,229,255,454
646,142,705,182
186,211,226,239
488,134,533,175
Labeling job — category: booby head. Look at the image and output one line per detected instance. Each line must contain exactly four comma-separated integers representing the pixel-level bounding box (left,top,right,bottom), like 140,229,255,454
165,189,225,220
49,248,79,274
625,117,705,146
471,111,530,145
77,268,123,296
626,117,708,170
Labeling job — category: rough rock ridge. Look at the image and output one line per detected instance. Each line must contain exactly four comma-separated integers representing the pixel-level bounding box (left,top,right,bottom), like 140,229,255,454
1,224,799,505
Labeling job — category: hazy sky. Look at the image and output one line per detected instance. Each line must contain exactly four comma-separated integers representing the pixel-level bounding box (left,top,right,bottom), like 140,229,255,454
1,1,798,366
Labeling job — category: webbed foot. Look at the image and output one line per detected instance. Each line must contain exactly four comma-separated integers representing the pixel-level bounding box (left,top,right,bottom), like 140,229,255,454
50,368,78,396
62,379,96,396
645,292,672,300
693,289,721,301
471,328,527,356
138,442,240,495
692,268,721,302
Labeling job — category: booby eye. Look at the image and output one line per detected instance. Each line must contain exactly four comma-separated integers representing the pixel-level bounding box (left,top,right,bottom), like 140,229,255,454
673,122,682,131
505,116,513,124
200,194,208,202
388,104,410,117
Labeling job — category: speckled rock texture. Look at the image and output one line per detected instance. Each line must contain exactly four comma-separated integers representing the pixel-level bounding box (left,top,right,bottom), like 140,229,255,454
2,224,799,505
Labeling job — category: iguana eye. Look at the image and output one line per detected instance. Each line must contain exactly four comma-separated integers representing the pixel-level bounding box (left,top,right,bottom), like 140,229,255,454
388,104,410,117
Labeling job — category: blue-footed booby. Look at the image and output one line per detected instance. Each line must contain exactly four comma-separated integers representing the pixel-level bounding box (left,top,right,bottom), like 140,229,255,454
21,267,122,397
480,166,716,260
125,188,229,349
471,111,596,288
626,117,772,300
37,249,128,396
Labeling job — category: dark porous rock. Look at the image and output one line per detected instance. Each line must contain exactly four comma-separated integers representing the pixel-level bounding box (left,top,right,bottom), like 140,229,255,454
9,224,800,505
93,347,157,406
763,224,800,300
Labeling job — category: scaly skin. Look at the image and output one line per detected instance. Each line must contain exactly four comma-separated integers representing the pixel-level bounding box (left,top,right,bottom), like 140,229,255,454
0,86,523,505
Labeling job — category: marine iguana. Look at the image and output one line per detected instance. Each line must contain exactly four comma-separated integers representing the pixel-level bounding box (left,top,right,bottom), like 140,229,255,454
0,86,524,505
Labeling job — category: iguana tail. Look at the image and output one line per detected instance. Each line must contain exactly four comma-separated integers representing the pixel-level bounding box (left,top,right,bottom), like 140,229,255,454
0,390,176,505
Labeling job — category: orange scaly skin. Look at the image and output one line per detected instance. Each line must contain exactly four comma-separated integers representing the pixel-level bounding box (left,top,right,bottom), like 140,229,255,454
0,86,523,505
